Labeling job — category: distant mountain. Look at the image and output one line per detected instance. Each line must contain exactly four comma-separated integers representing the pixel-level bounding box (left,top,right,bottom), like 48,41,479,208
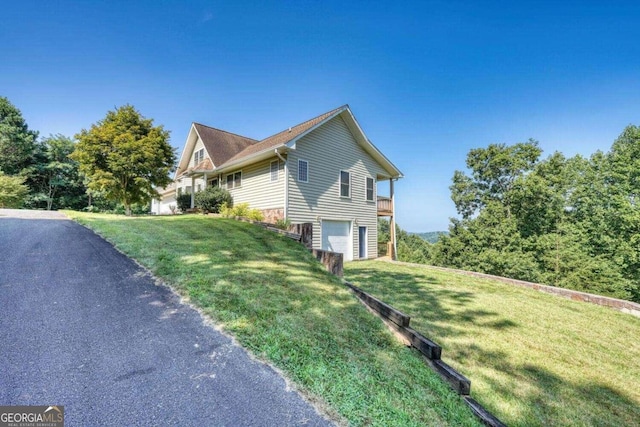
411,231,448,244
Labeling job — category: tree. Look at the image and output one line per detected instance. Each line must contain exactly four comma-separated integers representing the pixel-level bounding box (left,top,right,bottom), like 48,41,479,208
26,134,86,210
0,97,39,175
0,172,28,208
71,105,176,215
451,139,542,219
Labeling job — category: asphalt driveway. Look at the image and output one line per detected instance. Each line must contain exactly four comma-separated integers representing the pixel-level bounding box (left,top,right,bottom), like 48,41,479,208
0,209,334,426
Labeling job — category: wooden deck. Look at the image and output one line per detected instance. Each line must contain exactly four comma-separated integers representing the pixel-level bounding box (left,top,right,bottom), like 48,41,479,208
377,196,393,216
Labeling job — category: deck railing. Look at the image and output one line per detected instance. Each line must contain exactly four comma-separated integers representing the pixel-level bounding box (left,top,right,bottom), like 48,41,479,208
377,196,393,216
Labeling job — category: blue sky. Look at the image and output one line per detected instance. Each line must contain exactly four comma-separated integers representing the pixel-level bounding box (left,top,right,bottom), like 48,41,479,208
2,1,639,231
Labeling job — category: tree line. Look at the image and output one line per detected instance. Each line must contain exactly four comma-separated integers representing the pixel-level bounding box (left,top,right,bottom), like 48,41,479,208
0,97,175,214
383,127,640,303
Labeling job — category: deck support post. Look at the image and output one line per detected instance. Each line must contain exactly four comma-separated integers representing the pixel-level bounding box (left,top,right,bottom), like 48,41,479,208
390,178,397,260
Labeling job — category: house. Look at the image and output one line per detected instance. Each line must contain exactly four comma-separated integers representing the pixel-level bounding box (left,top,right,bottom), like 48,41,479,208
152,105,403,261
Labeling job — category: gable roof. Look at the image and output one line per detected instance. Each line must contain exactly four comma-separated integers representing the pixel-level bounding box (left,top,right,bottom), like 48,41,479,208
178,105,402,179
220,105,346,166
192,123,256,167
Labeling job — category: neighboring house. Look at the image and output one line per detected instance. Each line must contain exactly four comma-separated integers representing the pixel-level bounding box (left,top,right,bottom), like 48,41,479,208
152,105,403,261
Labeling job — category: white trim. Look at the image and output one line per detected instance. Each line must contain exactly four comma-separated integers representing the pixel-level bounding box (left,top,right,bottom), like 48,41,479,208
358,226,368,259
298,159,309,183
285,106,348,149
274,149,288,218
226,170,242,189
339,170,351,198
365,176,375,202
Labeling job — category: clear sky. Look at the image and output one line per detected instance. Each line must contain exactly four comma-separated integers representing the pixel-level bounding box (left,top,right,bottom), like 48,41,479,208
2,1,639,231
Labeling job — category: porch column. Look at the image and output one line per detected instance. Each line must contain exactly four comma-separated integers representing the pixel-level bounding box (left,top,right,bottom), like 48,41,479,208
203,173,208,189
190,176,195,208
390,178,397,260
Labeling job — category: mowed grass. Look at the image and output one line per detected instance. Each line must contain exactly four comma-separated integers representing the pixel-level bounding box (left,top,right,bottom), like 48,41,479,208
66,212,481,427
344,260,640,427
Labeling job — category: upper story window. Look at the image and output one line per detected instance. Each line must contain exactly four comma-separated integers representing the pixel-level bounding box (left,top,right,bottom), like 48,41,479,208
340,171,351,198
193,148,204,166
366,177,374,201
227,171,242,189
270,160,279,182
298,160,309,183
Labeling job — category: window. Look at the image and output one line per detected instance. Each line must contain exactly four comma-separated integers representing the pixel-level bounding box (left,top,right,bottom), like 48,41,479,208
226,171,242,189
298,160,308,183
193,148,204,166
270,160,279,182
340,171,350,198
366,177,374,201
209,178,218,187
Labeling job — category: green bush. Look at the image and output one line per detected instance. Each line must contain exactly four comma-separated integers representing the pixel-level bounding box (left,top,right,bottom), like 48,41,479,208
220,202,264,221
0,173,28,208
194,186,233,213
274,218,291,230
176,193,192,212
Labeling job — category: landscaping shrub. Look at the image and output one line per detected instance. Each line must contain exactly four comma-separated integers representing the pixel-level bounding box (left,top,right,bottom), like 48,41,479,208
176,193,192,212
220,202,264,221
274,218,291,230
194,186,233,213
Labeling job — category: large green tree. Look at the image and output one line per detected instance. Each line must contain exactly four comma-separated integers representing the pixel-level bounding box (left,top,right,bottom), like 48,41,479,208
451,139,542,219
0,96,39,175
26,134,87,210
71,105,176,215
433,135,640,303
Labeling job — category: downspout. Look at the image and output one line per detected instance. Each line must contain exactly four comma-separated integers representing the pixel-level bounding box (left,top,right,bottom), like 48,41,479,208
275,149,288,219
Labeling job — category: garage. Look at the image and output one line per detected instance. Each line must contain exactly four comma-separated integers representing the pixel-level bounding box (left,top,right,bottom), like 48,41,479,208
321,220,352,261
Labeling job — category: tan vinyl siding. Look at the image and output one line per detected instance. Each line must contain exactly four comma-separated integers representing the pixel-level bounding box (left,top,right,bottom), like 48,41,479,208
191,137,206,167
225,157,284,210
287,116,387,260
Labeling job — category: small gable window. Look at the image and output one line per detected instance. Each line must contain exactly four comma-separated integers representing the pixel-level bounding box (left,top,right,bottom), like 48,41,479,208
298,160,309,183
366,177,374,201
193,148,204,166
340,171,351,198
271,160,279,182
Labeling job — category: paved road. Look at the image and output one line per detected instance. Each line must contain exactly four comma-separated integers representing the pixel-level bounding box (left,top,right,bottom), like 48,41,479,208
0,209,334,426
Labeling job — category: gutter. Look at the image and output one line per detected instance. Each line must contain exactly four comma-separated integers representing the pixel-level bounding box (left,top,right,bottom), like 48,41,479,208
275,149,288,218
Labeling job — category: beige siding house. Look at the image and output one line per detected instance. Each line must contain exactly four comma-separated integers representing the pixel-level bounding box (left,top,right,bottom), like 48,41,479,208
153,105,402,261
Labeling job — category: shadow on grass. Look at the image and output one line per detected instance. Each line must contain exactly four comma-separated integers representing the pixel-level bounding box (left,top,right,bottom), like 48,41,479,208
344,262,640,427
345,265,519,338
71,214,488,426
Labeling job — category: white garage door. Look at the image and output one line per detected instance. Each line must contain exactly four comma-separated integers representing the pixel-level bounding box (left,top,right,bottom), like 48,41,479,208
322,220,352,261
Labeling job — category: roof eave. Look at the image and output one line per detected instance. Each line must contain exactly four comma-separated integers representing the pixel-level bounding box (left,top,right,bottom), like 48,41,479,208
341,108,403,179
284,105,348,150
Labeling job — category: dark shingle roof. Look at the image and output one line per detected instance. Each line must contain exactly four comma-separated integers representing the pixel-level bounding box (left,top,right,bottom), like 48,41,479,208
220,105,345,167
193,123,257,167
189,106,347,171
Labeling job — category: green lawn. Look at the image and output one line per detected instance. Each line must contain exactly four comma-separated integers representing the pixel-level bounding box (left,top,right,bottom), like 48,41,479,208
65,212,481,427
344,260,640,427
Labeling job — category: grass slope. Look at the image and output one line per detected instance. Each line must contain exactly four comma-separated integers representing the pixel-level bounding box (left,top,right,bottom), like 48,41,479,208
66,212,480,427
345,260,640,427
